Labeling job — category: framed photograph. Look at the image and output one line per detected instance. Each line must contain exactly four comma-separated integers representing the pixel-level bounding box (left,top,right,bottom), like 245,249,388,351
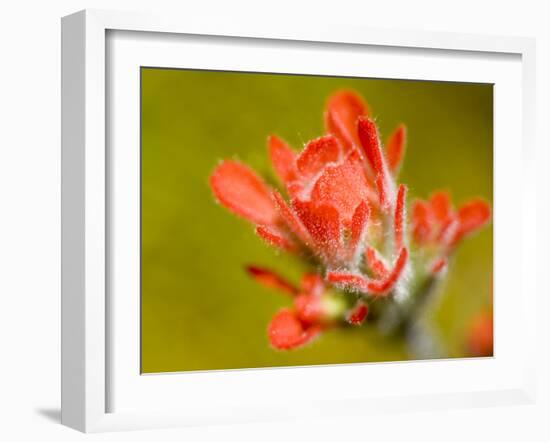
61,9,537,432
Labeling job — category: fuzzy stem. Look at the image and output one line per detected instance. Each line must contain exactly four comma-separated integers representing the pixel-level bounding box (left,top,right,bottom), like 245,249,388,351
377,274,440,337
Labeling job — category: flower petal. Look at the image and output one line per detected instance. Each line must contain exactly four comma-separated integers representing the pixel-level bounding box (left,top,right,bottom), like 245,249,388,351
310,149,375,224
300,273,325,297
429,256,448,275
294,294,324,325
357,117,393,211
346,301,369,325
328,247,409,296
246,266,298,296
256,225,297,252
268,309,322,350
272,191,314,247
294,199,342,259
394,184,407,252
210,160,278,225
296,135,342,181
454,199,491,242
437,218,460,246
326,271,373,294
268,135,298,185
365,246,390,279
411,200,433,244
375,176,390,211
367,247,409,295
386,124,407,175
467,311,493,357
350,200,370,257
325,90,370,152
430,191,453,223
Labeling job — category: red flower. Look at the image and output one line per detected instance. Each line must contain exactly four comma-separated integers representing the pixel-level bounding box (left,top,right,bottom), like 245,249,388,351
210,89,492,350
247,267,365,349
211,90,410,296
268,309,323,350
412,191,491,248
247,268,331,349
411,191,491,275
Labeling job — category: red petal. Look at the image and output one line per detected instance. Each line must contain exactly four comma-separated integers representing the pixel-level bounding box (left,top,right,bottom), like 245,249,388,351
375,176,390,211
296,135,342,181
246,266,298,296
394,184,407,252
268,309,322,350
210,160,278,225
256,225,297,252
300,273,325,297
326,272,373,294
412,200,431,224
430,256,448,275
272,191,314,247
346,301,369,325
454,199,491,243
467,312,493,357
437,218,460,246
350,200,370,255
386,124,407,175
294,200,341,258
430,191,453,223
268,135,298,185
367,247,409,295
365,247,390,278
357,117,392,211
294,294,324,324
328,247,408,296
357,117,382,172
310,149,374,224
325,90,370,151
412,200,433,244
286,181,306,200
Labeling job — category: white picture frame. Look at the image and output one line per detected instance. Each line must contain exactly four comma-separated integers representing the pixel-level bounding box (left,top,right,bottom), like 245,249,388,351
61,9,537,433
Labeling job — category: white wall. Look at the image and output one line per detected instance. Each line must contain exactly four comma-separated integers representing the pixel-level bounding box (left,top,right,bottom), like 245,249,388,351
0,1,547,440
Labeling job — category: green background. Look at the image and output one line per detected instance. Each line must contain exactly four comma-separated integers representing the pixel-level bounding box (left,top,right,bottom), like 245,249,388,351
141,68,493,373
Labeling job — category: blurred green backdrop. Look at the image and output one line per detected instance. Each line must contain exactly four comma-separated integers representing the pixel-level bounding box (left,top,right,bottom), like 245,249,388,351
141,68,493,373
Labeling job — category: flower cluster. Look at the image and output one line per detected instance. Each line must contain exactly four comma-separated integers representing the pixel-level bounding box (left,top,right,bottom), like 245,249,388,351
411,191,491,274
210,90,491,351
246,267,360,350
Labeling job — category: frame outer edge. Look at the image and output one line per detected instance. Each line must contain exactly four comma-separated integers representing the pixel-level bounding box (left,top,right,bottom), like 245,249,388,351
61,10,87,432
62,9,108,433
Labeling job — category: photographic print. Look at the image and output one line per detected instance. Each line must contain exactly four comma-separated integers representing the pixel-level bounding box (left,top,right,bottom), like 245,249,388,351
141,68,493,373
